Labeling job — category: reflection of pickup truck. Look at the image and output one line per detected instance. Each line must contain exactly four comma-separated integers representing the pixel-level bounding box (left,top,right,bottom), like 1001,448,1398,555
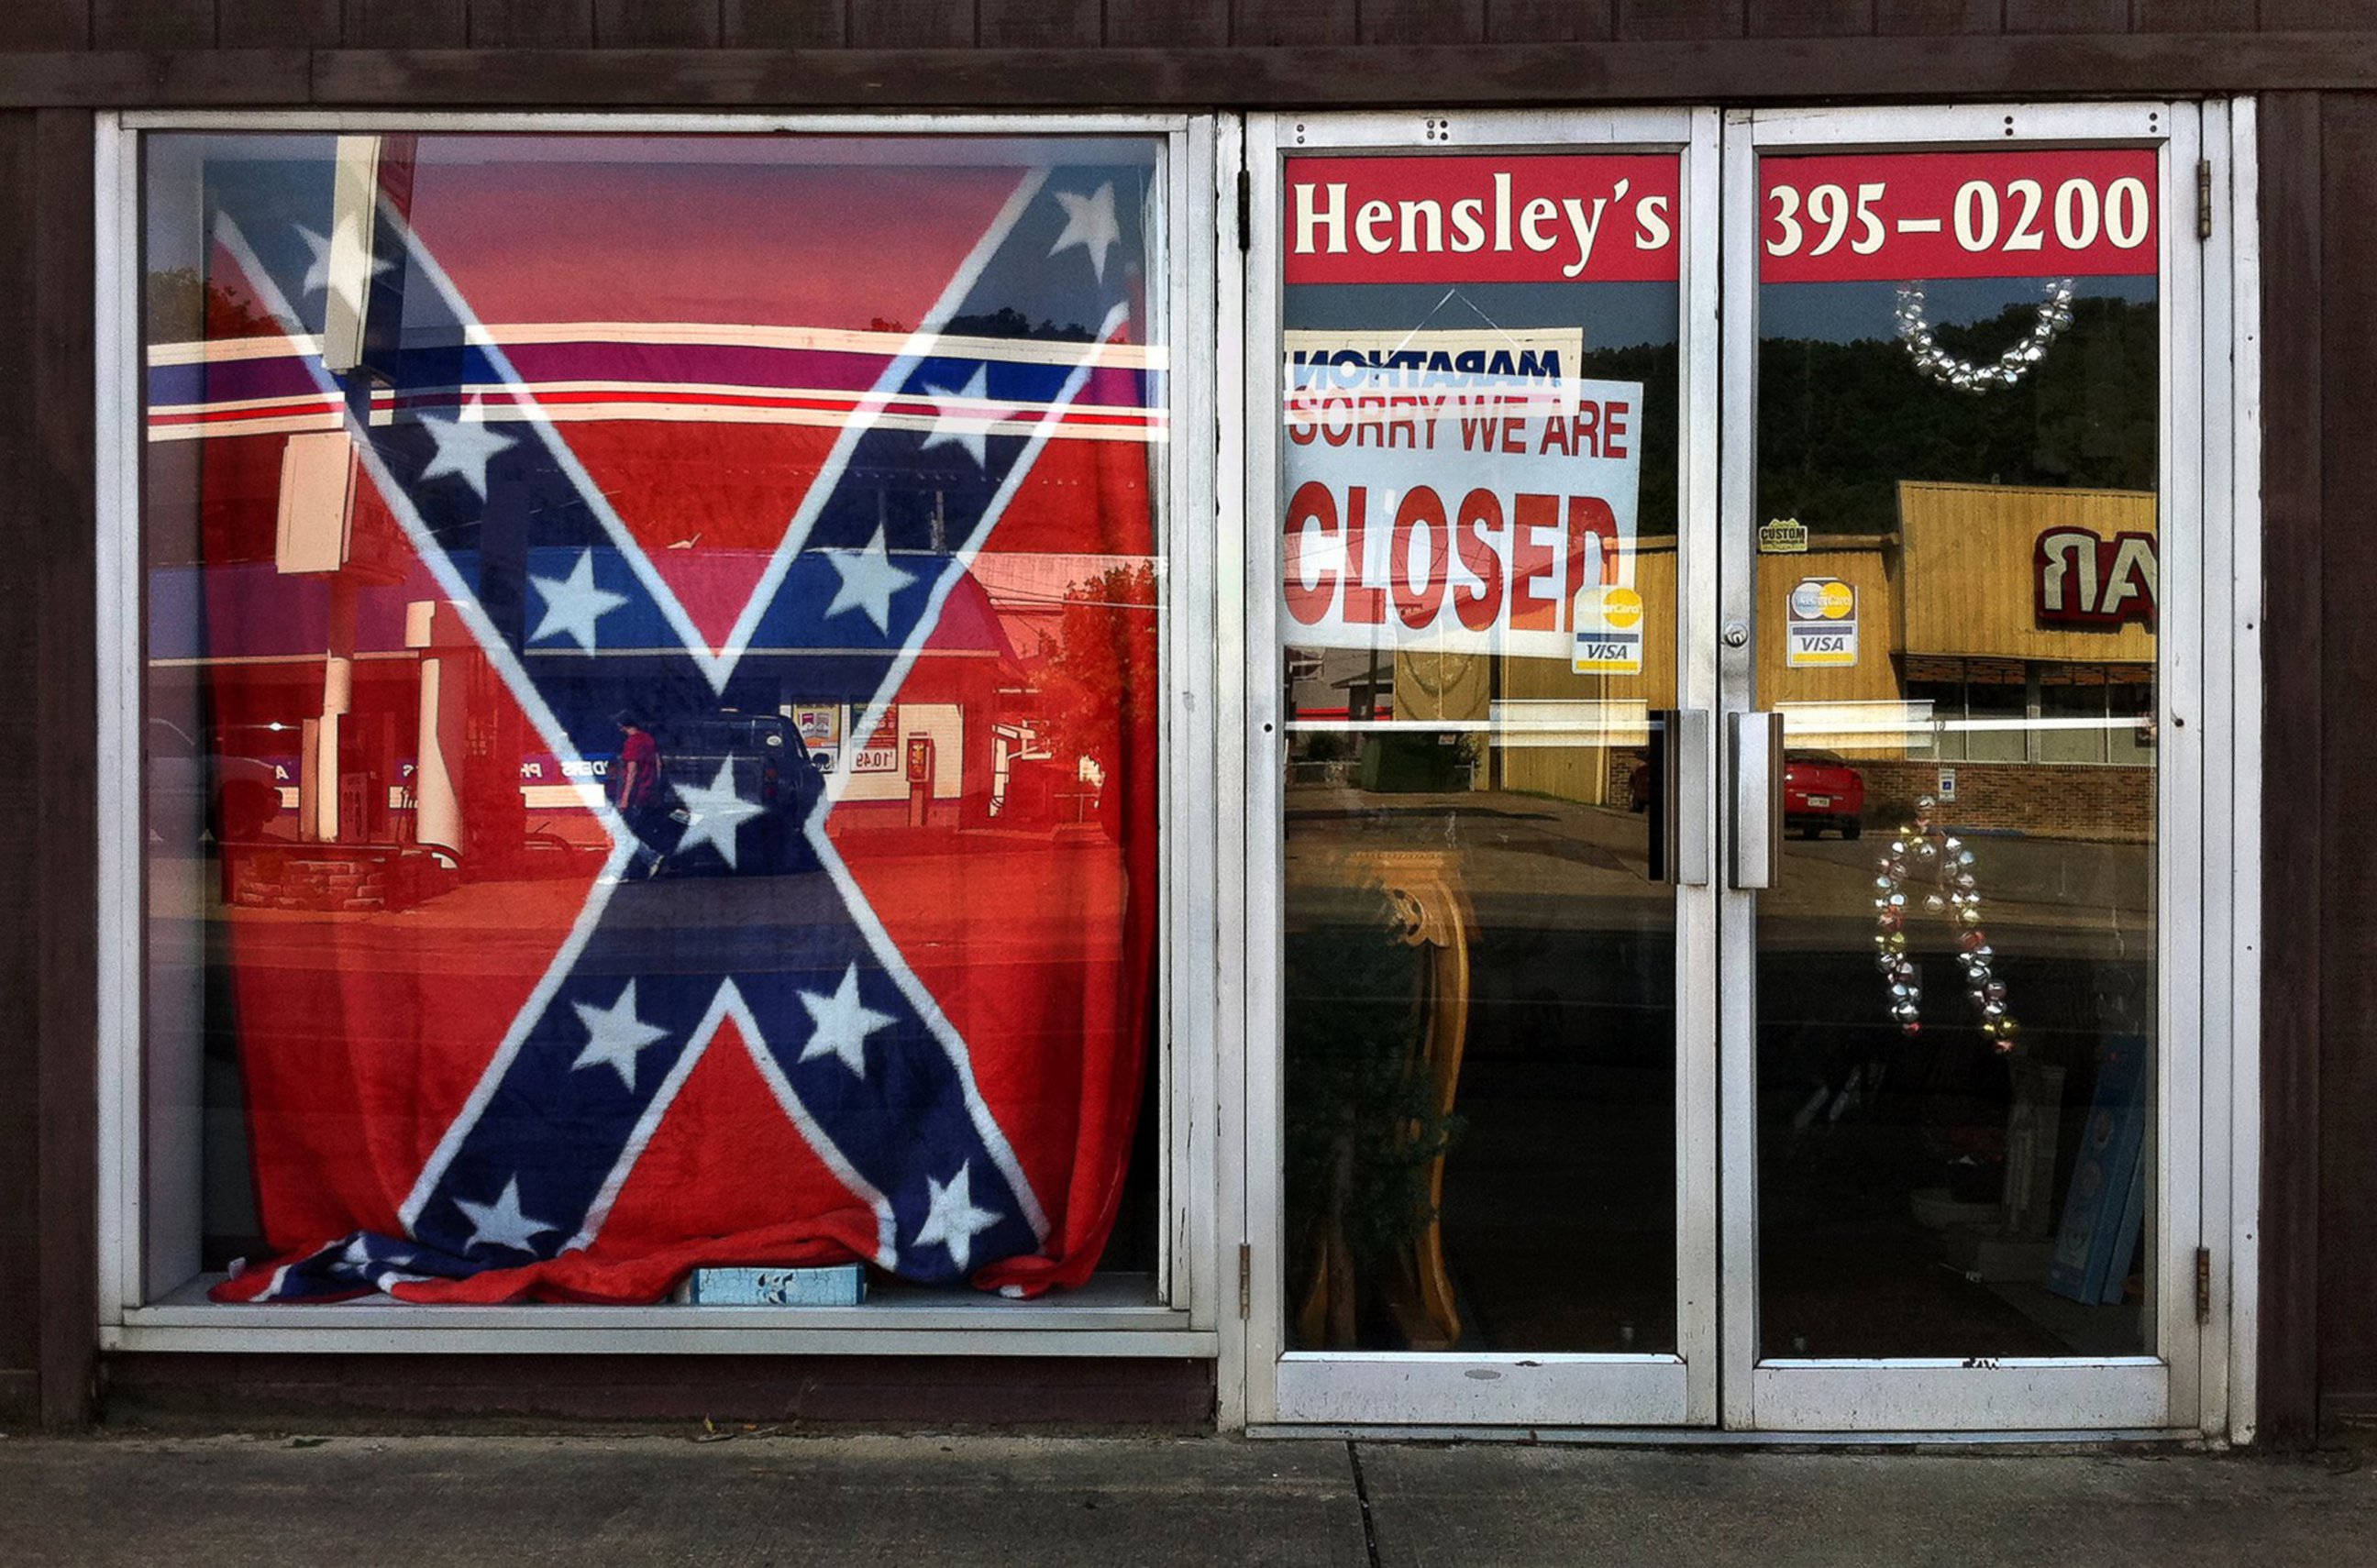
149,717,282,841
647,712,824,878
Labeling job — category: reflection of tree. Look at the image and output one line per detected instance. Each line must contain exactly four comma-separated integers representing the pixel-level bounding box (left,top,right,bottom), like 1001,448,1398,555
1034,562,1158,787
1758,297,2158,536
148,266,279,342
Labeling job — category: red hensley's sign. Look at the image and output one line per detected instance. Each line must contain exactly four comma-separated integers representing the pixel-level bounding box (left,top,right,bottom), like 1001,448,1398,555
1284,155,1682,285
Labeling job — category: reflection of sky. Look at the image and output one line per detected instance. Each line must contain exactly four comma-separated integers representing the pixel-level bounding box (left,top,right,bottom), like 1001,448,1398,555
1284,281,1679,352
1761,275,2157,344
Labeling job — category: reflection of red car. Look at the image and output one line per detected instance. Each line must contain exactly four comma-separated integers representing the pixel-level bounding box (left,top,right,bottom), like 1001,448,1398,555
1784,749,1864,840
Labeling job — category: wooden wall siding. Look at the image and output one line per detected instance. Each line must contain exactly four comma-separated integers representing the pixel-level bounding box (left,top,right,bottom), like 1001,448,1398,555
594,0,720,47
1362,0,1487,44
1103,0,1233,47
466,0,597,49
219,0,340,48
1616,0,1746,40
1233,0,1361,47
848,0,974,48
722,0,846,48
1486,0,1618,41
29,106,97,1430
2264,0,2377,27
977,0,1103,49
2135,0,2261,33
2001,0,2128,33
1874,0,1996,34
2258,90,2325,1452
105,1353,1217,1428
0,110,42,1424
15,0,2377,50
1747,0,1874,38
88,0,214,50
345,0,469,48
2316,91,2377,1427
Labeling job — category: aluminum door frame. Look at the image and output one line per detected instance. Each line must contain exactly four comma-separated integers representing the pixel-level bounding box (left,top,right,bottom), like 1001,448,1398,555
1715,100,2230,1435
1239,107,1724,1430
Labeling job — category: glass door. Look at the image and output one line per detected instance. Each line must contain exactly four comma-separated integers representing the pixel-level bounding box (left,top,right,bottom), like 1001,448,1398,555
1241,103,2221,1434
1719,104,2205,1431
1243,110,1721,1428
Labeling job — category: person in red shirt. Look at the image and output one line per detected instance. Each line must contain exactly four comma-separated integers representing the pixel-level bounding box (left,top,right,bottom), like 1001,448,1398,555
611,711,667,877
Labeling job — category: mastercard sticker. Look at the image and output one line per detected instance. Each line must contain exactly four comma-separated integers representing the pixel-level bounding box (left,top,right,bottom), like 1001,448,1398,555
1573,584,1646,675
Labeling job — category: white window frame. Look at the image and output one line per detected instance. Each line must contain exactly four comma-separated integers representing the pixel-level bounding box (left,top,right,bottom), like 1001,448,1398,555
94,110,1225,1359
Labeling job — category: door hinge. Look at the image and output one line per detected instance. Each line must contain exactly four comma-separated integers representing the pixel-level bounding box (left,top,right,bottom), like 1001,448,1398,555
2195,1246,2214,1323
1236,168,1252,252
2197,160,2214,241
1237,1242,1252,1319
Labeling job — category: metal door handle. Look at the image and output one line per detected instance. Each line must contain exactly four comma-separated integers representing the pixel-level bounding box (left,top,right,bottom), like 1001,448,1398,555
1730,711,1784,890
1647,709,1710,887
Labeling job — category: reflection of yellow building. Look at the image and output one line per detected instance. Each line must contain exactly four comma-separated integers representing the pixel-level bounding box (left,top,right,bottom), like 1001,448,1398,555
1397,480,2156,839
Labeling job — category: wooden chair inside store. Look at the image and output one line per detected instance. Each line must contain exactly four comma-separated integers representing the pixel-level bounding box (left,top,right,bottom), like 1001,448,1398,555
1295,849,1474,1353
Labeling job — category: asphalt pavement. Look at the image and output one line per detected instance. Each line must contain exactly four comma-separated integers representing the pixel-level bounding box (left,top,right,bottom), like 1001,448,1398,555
0,1431,2370,1567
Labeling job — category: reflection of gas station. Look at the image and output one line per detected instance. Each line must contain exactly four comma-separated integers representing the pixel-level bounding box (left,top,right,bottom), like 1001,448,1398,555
1355,479,2157,842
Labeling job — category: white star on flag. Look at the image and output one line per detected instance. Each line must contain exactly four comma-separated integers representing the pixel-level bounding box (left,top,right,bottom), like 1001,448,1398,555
821,525,920,635
527,548,631,653
672,759,767,870
569,978,671,1091
796,963,899,1079
454,1177,558,1256
912,1161,1001,1274
918,364,1000,470
415,402,517,501
1049,182,1122,283
294,219,393,317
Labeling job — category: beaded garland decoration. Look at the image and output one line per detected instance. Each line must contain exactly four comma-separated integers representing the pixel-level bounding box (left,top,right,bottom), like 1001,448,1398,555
1893,278,2075,395
1872,794,2021,1050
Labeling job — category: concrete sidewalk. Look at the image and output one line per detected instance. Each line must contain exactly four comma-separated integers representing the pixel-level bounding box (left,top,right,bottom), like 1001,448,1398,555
0,1432,2369,1567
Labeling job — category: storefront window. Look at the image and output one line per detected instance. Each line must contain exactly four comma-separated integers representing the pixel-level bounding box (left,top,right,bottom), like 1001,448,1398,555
138,131,1169,1307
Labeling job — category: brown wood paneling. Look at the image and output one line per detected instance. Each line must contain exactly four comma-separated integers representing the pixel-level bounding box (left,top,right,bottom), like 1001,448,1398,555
1361,0,1487,44
2266,0,2377,26
0,111,40,1399
221,0,341,47
348,0,470,47
722,0,844,44
31,105,96,1431
596,0,723,46
105,1353,1217,1428
2256,86,2325,1456
280,37,2377,109
2003,0,2125,30
1233,0,1360,45
1105,0,1232,45
0,50,313,105
469,0,598,47
723,0,844,45
1,2,90,50
1748,0,1872,37
2134,0,2258,30
91,0,213,50
2316,89,2377,1428
978,0,1101,48
1616,0,1744,39
1874,0,1996,32
1486,0,1616,39
849,0,975,47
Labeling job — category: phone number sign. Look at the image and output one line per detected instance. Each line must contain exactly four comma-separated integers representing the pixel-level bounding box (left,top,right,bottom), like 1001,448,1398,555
1761,149,2159,283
